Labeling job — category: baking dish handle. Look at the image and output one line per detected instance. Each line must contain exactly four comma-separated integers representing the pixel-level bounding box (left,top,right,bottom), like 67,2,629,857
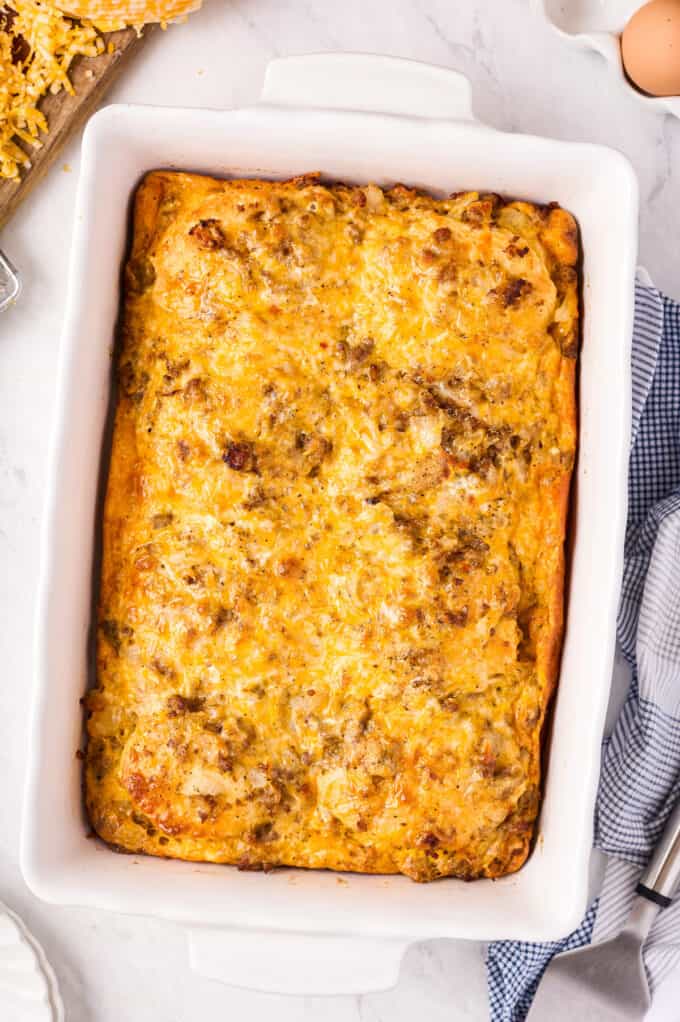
261,52,478,123
188,926,409,995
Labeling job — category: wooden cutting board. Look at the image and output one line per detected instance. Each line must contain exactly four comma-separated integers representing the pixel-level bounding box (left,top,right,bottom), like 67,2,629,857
0,24,151,231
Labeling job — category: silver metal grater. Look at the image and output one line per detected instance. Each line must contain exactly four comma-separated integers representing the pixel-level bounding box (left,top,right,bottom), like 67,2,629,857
0,249,20,311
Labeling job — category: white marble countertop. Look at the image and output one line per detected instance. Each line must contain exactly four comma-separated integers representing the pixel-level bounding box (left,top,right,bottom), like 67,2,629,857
1,1,679,1019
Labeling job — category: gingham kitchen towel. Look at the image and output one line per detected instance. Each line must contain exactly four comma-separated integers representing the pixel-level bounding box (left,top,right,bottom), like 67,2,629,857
486,278,680,1022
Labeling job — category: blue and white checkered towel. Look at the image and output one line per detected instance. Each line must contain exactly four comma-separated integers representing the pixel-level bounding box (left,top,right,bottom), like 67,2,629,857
487,278,680,1021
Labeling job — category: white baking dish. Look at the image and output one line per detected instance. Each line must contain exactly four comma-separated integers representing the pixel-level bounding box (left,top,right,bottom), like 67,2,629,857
22,53,638,995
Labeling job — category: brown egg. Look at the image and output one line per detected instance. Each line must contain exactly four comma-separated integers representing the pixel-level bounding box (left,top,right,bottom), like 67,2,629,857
622,0,680,96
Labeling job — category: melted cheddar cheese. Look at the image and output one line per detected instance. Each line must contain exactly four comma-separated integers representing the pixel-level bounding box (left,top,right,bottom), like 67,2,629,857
85,171,579,881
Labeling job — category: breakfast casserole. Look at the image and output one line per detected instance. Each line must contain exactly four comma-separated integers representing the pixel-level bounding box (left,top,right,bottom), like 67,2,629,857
85,170,579,882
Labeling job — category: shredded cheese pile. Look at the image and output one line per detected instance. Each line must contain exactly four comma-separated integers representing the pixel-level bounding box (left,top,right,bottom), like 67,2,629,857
0,1,103,180
58,0,201,32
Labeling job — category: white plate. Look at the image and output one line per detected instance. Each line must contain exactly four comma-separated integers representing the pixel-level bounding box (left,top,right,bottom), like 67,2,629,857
22,53,638,995
534,0,680,119
0,904,63,1022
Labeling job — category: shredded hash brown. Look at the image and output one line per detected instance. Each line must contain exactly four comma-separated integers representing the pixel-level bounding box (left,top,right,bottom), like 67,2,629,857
85,172,579,881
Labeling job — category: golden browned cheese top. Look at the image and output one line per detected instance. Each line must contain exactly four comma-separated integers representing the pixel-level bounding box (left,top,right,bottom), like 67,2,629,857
86,172,578,881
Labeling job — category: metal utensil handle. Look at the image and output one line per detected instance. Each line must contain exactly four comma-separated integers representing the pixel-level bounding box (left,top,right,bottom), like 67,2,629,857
637,796,680,907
